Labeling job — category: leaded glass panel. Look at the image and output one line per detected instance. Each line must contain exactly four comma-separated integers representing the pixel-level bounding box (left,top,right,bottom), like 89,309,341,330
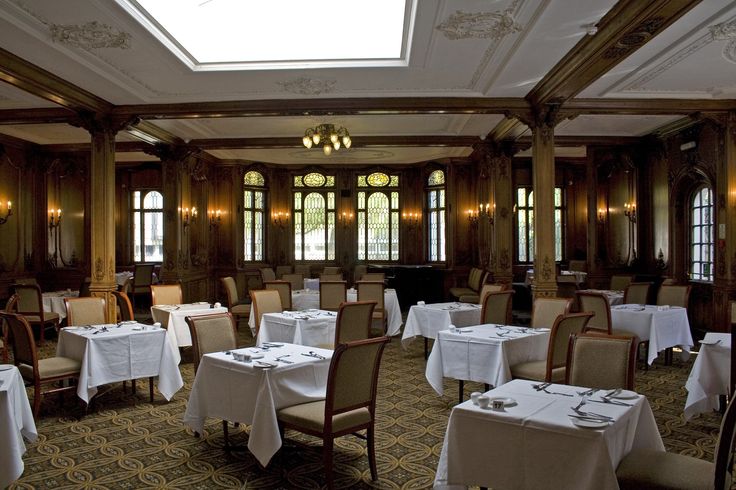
691,186,714,281
428,170,445,186
390,176,399,186
367,172,390,187
294,176,304,187
304,172,326,187
133,190,163,263
358,175,368,187
244,170,264,186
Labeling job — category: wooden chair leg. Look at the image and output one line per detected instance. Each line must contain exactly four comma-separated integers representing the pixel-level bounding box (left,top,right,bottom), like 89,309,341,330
149,377,154,403
324,436,335,490
367,424,378,481
33,382,42,419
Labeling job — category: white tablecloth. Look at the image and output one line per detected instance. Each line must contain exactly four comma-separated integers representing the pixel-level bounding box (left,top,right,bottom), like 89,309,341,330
526,270,587,286
183,343,332,467
401,302,481,349
56,323,184,403
248,289,402,336
257,310,338,347
684,332,731,420
435,379,664,490
425,324,550,395
115,271,133,287
579,289,624,306
0,365,37,489
611,304,693,365
151,304,229,358
42,290,78,320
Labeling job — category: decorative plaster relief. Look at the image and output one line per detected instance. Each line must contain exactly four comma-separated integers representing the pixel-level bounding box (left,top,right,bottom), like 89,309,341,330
436,8,521,41
50,21,131,49
278,77,337,95
710,19,736,64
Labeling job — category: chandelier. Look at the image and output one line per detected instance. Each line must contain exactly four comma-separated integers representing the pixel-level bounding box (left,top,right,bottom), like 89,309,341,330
302,123,352,156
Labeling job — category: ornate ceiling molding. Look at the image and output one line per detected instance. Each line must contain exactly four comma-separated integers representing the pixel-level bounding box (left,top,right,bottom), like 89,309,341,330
49,20,131,50
436,6,522,41
710,18,736,64
277,77,337,96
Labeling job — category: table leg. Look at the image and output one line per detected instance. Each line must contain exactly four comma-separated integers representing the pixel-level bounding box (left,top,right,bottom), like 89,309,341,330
424,337,429,360
149,377,154,403
458,380,464,404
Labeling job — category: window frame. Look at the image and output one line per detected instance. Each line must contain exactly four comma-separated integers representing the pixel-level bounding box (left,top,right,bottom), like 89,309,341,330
131,189,164,263
515,186,564,264
426,169,446,263
356,171,400,262
689,185,714,282
292,172,336,262
243,170,266,263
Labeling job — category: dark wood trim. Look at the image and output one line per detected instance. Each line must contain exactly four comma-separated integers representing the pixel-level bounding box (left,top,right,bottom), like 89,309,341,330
42,141,153,153
127,120,184,146
564,98,736,115
191,135,480,149
0,107,77,125
487,117,526,141
515,135,641,146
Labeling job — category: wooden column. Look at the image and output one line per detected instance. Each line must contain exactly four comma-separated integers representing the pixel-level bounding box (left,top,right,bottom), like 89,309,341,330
718,112,736,331
479,143,514,285
530,117,558,298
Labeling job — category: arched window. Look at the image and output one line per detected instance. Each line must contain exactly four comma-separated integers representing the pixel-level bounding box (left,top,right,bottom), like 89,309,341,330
132,190,163,262
243,170,265,262
516,187,563,262
357,172,400,261
690,186,714,281
293,172,336,261
426,169,446,262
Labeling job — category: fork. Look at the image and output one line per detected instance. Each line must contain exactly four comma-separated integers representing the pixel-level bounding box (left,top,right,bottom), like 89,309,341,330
540,384,574,397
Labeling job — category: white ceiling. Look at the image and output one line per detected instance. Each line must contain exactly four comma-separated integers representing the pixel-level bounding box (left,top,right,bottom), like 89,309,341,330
0,0,732,164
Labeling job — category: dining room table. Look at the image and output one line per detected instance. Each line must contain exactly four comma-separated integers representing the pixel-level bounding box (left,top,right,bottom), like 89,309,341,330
41,289,78,320
610,304,694,365
0,364,38,489
434,379,664,490
684,332,730,420
150,303,229,362
183,343,332,467
579,288,624,306
425,324,550,400
257,309,338,347
56,322,184,403
248,288,403,336
401,301,481,358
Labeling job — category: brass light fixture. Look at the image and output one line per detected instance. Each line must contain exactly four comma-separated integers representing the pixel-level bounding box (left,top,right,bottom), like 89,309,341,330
0,200,12,225
302,123,352,156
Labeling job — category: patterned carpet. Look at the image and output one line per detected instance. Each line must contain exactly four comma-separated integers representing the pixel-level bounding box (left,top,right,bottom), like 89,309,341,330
8,329,726,489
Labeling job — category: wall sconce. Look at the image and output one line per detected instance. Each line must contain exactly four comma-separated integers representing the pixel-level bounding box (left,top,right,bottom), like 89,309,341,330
402,211,421,228
180,207,198,228
0,201,12,225
209,209,222,229
466,209,480,226
48,208,62,230
338,211,354,226
272,211,290,228
624,202,637,223
597,207,607,224
468,203,495,225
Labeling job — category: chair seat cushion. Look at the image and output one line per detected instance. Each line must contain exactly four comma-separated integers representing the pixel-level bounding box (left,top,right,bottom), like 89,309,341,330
616,449,714,490
231,304,251,315
510,361,565,383
458,294,480,303
278,400,372,434
449,287,476,298
19,356,81,380
24,312,60,324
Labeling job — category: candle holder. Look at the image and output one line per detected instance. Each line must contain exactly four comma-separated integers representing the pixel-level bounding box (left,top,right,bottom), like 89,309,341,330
48,208,62,230
0,201,12,225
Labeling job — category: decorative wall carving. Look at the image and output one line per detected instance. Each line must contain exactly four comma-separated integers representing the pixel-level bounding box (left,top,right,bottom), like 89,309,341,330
436,7,522,41
709,18,736,64
602,17,665,60
50,20,131,49
541,256,552,281
277,77,337,95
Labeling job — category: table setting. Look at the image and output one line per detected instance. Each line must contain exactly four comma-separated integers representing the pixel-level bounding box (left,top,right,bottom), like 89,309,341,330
402,301,482,350
151,302,228,357
610,304,693,364
257,309,338,347
579,289,624,306
425,323,550,396
183,343,332,467
434,379,664,490
56,321,184,403
684,332,730,420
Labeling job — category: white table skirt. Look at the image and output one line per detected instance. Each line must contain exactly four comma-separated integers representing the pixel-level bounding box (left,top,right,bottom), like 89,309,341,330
684,333,731,420
401,302,481,349
435,379,664,490
257,310,338,347
151,304,228,355
249,289,402,336
42,290,78,320
0,365,37,489
183,344,332,467
611,304,693,364
426,324,550,395
56,323,184,403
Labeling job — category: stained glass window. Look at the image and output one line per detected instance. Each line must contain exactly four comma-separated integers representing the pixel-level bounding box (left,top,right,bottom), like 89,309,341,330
691,186,713,281
293,173,335,261
357,173,400,261
427,170,446,262
244,171,265,262
516,187,563,263
132,190,163,262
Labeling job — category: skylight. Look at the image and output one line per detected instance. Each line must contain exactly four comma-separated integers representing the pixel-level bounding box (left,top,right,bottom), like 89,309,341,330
119,0,413,71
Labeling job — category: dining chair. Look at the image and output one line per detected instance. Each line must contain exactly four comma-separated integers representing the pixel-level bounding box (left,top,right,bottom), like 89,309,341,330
131,263,155,305
275,265,293,279
657,284,692,308
322,266,341,276
565,333,637,390
151,284,183,306
186,312,238,374
319,281,347,311
112,291,135,322
360,273,385,282
220,276,251,329
249,289,283,336
264,280,293,310
277,336,390,489
353,264,368,283
576,291,612,334
260,267,276,283
12,283,60,345
480,290,514,325
623,282,652,305
616,388,736,490
64,297,106,325
449,267,488,300
294,264,312,279
458,283,507,304
281,273,304,291
2,294,19,362
510,312,593,383
334,301,377,346
0,312,81,418
610,274,634,291
531,297,572,329
320,273,343,282
357,281,386,334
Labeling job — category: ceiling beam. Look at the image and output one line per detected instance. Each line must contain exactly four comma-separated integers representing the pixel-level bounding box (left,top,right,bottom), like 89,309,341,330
0,47,113,113
527,0,703,107
515,135,642,146
190,135,481,149
0,107,77,124
41,141,154,153
126,120,185,146
564,98,736,115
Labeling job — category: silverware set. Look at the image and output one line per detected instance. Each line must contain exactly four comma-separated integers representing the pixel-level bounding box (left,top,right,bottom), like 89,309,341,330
532,382,573,397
